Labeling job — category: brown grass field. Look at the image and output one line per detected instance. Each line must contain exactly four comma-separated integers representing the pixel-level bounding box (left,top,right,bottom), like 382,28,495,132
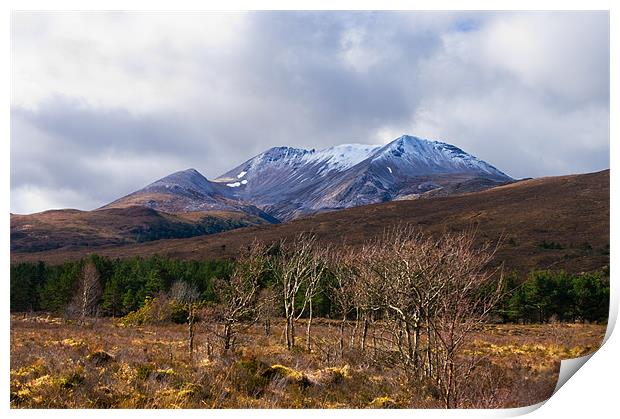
10,314,606,409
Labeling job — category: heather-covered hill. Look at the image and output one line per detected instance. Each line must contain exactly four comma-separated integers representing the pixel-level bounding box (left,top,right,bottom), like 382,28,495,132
12,170,609,274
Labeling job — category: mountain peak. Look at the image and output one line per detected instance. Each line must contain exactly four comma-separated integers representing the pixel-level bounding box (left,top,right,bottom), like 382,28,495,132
262,146,310,158
179,167,201,175
389,134,434,147
141,167,221,196
395,134,423,141
373,135,509,179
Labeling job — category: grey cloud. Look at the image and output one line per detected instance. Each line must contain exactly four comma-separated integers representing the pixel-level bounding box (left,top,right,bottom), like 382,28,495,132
11,11,610,213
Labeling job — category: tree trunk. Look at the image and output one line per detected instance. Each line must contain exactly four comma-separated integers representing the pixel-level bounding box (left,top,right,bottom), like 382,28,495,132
372,318,378,359
413,322,420,372
405,321,414,365
361,316,369,352
339,317,346,359
224,322,232,350
285,314,295,350
426,325,433,378
350,308,360,347
373,327,378,358
264,318,271,336
305,299,313,351
445,358,455,408
290,316,295,348
285,318,291,350
284,299,292,350
188,304,195,360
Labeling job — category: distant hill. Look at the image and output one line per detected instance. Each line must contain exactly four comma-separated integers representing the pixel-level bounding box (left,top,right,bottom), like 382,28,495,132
12,170,609,275
101,168,278,222
10,206,274,253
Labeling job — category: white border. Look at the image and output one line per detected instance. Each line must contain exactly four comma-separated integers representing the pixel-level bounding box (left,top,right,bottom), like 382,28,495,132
2,1,616,419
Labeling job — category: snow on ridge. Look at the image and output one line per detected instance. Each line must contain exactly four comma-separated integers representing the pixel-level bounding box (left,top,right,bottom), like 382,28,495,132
301,143,382,172
372,135,508,178
222,135,508,183
237,142,382,177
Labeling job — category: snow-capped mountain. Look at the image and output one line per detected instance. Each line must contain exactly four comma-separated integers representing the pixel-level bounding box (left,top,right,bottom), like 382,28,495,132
16,136,512,253
214,135,511,220
100,135,511,222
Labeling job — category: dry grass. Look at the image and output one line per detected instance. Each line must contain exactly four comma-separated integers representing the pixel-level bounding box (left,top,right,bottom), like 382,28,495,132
10,314,606,409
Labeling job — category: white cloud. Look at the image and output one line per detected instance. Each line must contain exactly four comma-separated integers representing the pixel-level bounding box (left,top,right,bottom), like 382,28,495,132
11,185,95,214
340,27,380,73
478,12,609,106
12,11,249,113
10,11,610,213
410,11,609,178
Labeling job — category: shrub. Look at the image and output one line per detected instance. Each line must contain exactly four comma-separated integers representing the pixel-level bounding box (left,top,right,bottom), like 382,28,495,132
232,358,271,397
368,396,401,408
537,240,563,250
262,364,312,388
59,372,84,390
87,350,114,365
118,295,189,326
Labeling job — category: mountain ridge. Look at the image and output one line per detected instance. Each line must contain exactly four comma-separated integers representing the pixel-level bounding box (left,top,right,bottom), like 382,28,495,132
214,134,512,220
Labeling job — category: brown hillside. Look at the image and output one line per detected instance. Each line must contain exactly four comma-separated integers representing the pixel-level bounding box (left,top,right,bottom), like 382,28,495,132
11,170,609,274
10,206,271,253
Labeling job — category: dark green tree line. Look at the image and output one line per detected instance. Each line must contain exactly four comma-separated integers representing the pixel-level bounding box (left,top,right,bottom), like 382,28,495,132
497,269,609,323
10,254,609,325
10,255,233,317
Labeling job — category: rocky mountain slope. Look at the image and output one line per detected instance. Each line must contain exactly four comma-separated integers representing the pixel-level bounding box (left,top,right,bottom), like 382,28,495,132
215,135,512,220
101,168,278,223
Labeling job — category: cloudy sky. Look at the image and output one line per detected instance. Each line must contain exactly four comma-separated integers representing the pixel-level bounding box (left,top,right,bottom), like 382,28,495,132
11,11,609,214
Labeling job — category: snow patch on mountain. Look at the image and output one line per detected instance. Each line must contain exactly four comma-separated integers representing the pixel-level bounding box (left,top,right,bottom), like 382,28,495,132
300,143,382,172
227,143,381,180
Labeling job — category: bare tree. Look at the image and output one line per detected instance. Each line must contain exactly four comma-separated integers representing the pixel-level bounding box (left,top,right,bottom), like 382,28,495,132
170,280,201,304
67,261,102,322
424,232,504,408
369,228,445,372
349,226,503,407
271,234,325,351
257,287,277,336
302,245,327,351
169,280,201,360
328,248,357,358
353,243,391,356
213,244,267,351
